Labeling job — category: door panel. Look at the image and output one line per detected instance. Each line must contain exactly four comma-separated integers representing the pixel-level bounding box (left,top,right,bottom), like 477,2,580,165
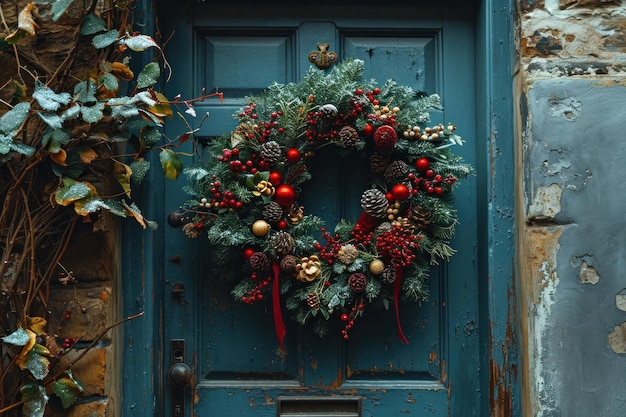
160,2,478,416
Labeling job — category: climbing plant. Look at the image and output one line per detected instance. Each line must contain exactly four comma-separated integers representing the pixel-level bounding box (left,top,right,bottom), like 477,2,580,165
0,0,214,415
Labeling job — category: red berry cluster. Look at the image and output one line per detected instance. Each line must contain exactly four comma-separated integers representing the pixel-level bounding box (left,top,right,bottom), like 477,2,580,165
408,172,457,195
340,299,364,340
62,337,78,349
237,102,258,120
206,175,243,210
256,111,285,143
241,272,272,304
351,212,377,245
376,225,420,268
314,228,342,265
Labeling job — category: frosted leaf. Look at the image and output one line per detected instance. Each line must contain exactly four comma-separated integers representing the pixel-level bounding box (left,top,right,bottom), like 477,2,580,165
20,383,48,417
2,328,30,346
22,350,50,380
0,102,30,134
130,159,150,184
99,72,119,92
73,80,97,103
119,34,158,52
37,113,63,129
10,141,35,156
92,29,118,49
81,102,105,123
33,81,71,111
0,135,11,154
137,62,160,88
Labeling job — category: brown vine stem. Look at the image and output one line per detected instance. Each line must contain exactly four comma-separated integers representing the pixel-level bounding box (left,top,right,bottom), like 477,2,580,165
46,311,145,383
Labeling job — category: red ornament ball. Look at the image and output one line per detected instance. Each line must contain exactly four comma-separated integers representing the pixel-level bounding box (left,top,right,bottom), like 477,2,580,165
269,171,282,185
277,219,288,229
363,124,375,138
275,184,296,206
373,125,398,150
415,157,430,172
391,184,410,201
286,148,301,163
243,247,256,260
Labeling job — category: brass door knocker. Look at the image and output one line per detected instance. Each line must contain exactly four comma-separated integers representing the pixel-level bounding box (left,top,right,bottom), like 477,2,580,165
308,43,338,69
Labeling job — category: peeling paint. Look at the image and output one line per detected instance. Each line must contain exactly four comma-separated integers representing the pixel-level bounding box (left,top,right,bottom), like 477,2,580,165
578,260,599,284
608,322,626,353
549,96,582,120
616,289,626,312
528,184,562,221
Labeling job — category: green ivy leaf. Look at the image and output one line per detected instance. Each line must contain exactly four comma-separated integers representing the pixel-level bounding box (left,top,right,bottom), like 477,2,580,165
92,29,118,49
73,80,97,103
159,149,183,180
119,34,157,52
140,125,162,148
52,376,83,409
130,158,150,184
0,102,30,134
137,62,160,88
99,72,119,92
20,383,48,417
42,128,70,152
81,13,107,35
51,0,76,21
55,178,95,206
21,348,50,380
33,81,71,111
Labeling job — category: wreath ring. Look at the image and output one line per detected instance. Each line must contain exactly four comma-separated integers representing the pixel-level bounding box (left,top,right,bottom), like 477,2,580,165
181,59,473,350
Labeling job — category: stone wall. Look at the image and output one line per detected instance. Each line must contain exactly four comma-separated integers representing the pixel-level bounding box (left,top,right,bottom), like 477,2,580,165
517,0,626,416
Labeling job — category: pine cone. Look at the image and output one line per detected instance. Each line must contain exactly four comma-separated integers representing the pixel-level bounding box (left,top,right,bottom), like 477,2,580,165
306,292,321,310
271,231,294,256
280,254,298,273
384,160,409,183
338,125,359,148
319,104,338,120
369,152,390,173
262,202,284,223
348,272,367,292
374,221,393,237
360,188,389,219
382,267,396,284
249,251,271,271
260,140,281,163
337,244,359,264
183,222,201,239
411,206,433,230
373,125,398,154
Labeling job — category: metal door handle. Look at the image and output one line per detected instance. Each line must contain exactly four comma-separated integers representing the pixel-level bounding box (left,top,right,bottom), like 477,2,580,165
169,339,190,417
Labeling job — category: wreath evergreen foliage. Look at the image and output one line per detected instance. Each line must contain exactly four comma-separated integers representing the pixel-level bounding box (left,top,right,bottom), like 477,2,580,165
182,58,473,344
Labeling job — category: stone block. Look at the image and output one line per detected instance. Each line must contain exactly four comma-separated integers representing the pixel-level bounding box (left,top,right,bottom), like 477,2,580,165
48,286,112,340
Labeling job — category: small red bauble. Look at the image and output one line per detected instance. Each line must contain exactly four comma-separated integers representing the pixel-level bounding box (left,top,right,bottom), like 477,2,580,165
391,184,410,201
286,148,301,163
275,184,296,206
269,171,282,185
415,157,430,172
363,124,375,138
243,247,256,260
277,219,288,229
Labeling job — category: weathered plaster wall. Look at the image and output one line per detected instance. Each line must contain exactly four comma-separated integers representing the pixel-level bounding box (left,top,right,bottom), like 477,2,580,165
518,0,626,415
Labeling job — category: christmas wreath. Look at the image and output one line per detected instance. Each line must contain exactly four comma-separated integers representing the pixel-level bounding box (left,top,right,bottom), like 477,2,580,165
181,58,473,350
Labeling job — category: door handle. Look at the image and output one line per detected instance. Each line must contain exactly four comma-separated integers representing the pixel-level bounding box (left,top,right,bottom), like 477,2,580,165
168,339,191,417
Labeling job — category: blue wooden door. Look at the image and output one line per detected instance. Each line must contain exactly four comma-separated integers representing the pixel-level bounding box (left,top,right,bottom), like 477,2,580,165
159,2,480,416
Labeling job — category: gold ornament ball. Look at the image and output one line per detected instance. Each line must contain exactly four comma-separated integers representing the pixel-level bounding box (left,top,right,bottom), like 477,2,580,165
252,220,271,237
369,259,385,275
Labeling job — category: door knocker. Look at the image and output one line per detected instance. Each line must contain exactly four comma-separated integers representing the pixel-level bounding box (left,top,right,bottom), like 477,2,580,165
308,43,337,69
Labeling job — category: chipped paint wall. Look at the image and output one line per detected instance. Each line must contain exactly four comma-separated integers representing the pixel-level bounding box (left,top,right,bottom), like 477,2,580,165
517,0,626,415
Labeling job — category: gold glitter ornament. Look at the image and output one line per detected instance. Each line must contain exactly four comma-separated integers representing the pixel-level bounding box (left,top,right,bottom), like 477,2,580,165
251,219,271,237
369,259,385,275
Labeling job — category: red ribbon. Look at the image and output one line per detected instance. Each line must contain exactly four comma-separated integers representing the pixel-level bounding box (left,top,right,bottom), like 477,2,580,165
272,262,286,351
394,266,409,344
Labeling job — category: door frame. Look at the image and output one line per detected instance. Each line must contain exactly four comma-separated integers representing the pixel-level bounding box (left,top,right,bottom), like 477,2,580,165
121,1,518,417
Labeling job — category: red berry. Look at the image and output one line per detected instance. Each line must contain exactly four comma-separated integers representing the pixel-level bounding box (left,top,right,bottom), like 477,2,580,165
341,313,350,322
363,124,375,138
